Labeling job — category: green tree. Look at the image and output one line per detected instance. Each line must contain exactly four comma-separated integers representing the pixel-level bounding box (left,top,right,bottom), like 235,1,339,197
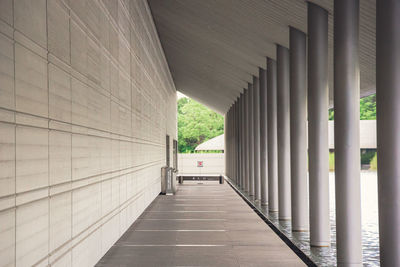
329,109,335,120
178,97,224,153
360,94,376,120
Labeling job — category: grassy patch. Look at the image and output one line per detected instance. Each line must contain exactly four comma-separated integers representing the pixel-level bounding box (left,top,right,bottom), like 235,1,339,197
370,153,377,170
329,152,335,171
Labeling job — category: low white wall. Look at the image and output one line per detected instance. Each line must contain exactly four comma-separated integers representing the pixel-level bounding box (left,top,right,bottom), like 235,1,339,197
178,153,224,176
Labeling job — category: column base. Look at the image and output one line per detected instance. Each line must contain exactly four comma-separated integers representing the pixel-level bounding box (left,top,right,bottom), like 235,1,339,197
292,228,308,232
310,241,330,247
336,262,362,267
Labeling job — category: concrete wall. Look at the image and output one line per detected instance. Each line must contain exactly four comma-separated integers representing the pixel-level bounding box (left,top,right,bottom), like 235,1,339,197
178,153,225,176
0,0,176,266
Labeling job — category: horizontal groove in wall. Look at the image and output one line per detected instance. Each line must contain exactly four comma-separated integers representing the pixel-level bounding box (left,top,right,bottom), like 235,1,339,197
0,107,165,146
1,15,169,132
0,0,177,266
0,160,163,211
37,179,161,266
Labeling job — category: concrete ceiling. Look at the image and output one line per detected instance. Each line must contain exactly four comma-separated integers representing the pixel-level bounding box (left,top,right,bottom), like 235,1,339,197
148,0,376,114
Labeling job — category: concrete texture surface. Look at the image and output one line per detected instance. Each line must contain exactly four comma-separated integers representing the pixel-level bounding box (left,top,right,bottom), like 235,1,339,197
97,181,305,267
0,0,176,266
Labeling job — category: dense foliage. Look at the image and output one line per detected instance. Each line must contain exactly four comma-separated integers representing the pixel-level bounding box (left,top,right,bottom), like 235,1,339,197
360,94,376,120
329,94,376,120
178,98,224,153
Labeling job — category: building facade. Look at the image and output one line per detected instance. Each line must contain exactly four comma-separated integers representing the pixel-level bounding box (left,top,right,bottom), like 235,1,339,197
0,0,176,266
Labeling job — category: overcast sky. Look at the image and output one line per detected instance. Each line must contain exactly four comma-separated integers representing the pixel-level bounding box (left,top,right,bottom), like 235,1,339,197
177,91,187,99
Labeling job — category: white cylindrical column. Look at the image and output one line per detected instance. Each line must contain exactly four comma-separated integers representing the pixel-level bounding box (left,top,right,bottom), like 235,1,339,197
289,27,309,231
231,106,234,179
334,0,362,265
236,100,239,183
243,90,249,191
259,67,268,205
248,83,255,196
239,96,243,187
227,108,231,178
377,0,400,265
277,45,291,220
308,2,330,247
231,103,234,181
267,58,279,212
244,89,250,192
253,76,261,200
231,107,233,178
241,93,246,190
225,111,228,177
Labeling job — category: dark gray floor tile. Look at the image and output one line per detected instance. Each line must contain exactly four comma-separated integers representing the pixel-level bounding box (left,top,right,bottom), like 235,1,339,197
96,182,305,267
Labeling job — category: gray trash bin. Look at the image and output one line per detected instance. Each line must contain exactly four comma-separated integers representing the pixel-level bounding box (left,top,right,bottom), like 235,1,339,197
161,167,177,195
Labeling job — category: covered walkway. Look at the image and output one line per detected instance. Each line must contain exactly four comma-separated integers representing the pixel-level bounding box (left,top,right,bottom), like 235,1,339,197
96,181,305,266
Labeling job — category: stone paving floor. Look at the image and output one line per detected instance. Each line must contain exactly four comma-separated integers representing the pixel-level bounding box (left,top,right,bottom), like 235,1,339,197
96,181,305,267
